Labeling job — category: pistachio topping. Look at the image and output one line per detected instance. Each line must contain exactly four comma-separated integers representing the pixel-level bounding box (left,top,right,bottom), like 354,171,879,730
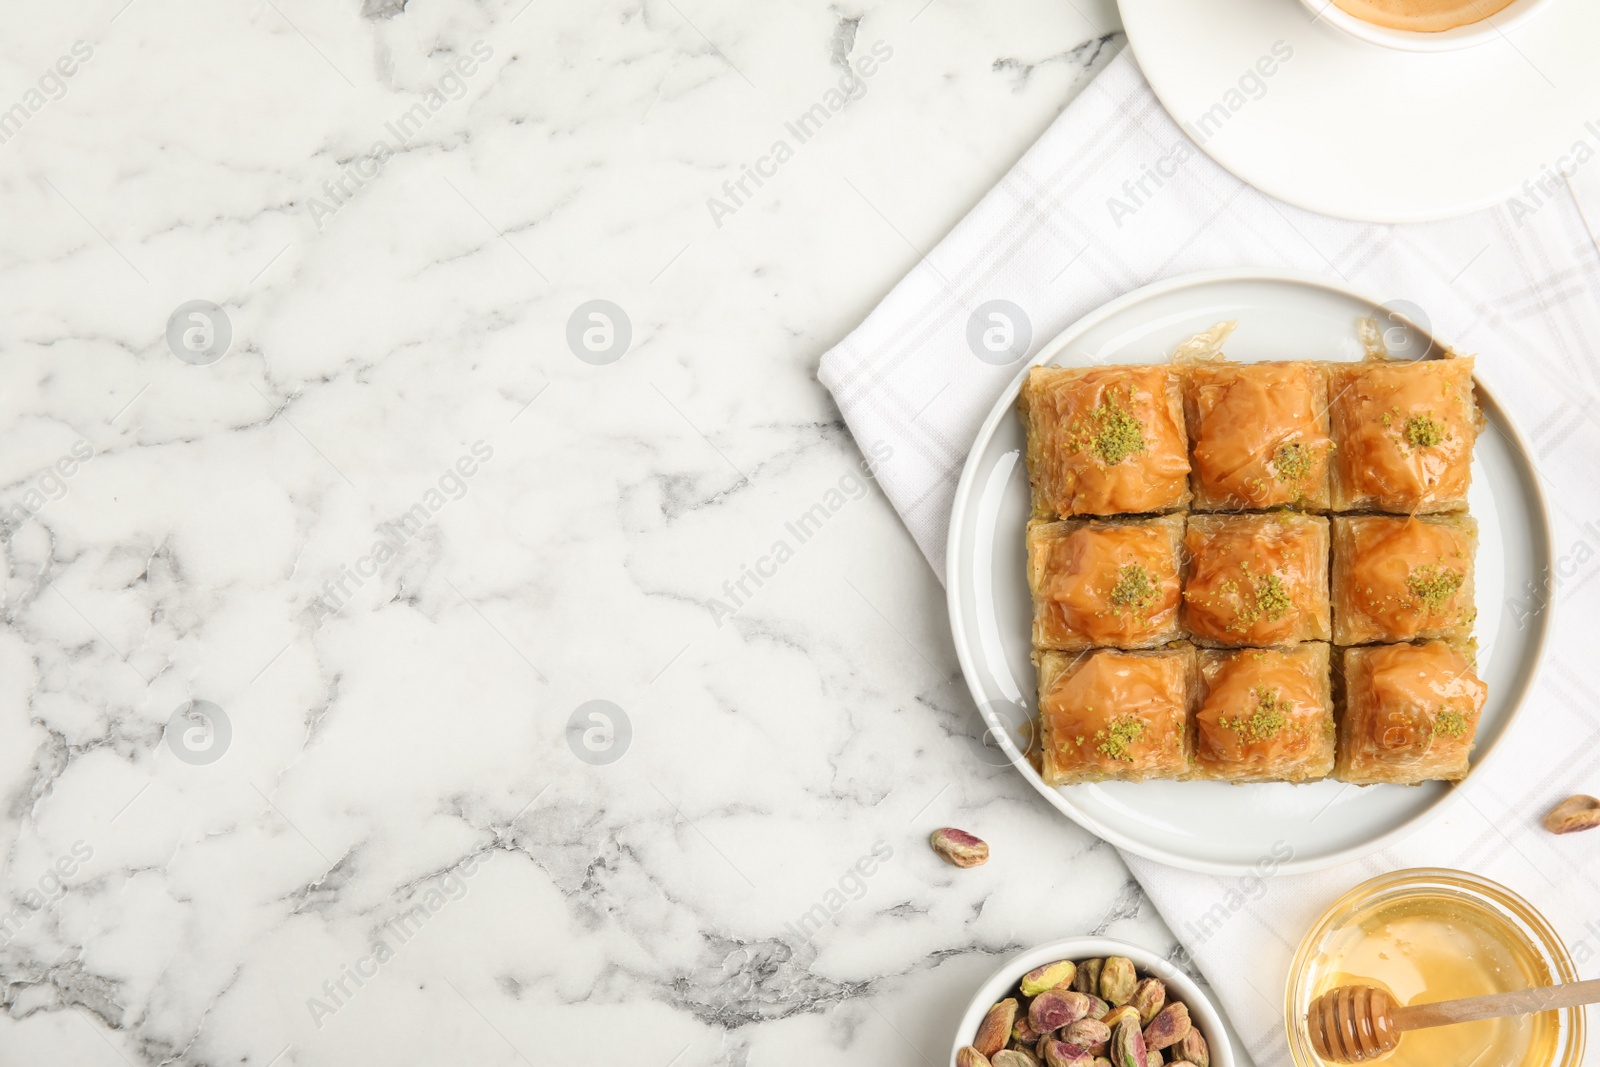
1402,412,1446,447
1253,573,1292,622
1108,563,1158,615
1273,441,1312,483
1184,564,1294,632
1221,687,1290,742
1096,715,1146,762
1433,708,1469,738
1069,387,1147,465
1406,564,1463,612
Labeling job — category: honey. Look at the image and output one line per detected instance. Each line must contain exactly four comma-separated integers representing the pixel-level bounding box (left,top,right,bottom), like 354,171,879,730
1287,870,1584,1067
1312,893,1556,1066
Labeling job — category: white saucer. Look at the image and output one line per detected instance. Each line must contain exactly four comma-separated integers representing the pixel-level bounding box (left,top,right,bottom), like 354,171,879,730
1118,0,1600,223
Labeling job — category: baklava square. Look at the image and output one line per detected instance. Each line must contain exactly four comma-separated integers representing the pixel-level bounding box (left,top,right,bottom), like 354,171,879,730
1335,641,1487,785
1182,513,1331,647
1332,514,1477,645
1192,644,1335,783
1027,515,1184,651
1184,361,1333,511
1037,646,1195,785
1020,364,1191,518
1328,357,1478,513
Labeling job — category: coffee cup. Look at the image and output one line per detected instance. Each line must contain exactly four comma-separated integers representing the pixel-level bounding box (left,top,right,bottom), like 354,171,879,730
1296,0,1558,51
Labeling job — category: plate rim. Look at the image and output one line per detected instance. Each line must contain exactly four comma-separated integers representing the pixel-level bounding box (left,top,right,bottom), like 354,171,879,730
944,265,1556,876
1117,0,1589,224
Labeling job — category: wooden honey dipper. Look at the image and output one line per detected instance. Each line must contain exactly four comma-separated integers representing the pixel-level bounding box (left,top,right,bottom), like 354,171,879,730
1308,979,1600,1062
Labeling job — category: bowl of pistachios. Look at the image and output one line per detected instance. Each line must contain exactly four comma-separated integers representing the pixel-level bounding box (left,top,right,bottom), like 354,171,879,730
951,937,1234,1067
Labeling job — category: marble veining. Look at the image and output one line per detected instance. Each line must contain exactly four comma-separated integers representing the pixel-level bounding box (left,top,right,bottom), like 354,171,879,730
0,1,1186,1064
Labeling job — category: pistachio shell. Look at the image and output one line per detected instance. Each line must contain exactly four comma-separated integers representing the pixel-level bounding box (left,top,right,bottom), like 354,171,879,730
975,998,1018,1056
1142,1002,1192,1052
958,1047,994,1067
1099,957,1138,1006
1021,959,1078,997
1544,795,1600,834
1128,977,1166,1024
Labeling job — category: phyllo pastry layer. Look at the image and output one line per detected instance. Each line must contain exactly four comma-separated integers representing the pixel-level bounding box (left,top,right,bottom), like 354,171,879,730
1027,515,1184,651
1332,514,1477,645
1328,357,1478,513
1192,644,1335,783
1335,641,1487,785
1182,513,1331,647
1037,646,1195,785
1184,361,1332,511
1021,364,1191,518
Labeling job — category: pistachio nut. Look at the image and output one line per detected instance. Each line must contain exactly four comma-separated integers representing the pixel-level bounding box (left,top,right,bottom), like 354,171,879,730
1013,1014,1042,1046
1091,1060,1114,1067
1021,959,1078,997
1142,1002,1192,1052
931,827,990,868
1074,958,1104,995
1063,1019,1112,1049
1083,995,1111,1021
993,1051,1040,1067
957,1047,993,1067
1128,977,1166,1024
975,998,1018,1056
1099,956,1138,1006
1042,1040,1093,1067
1171,1028,1209,1067
1110,1017,1149,1067
1029,988,1093,1032
1147,1051,1163,1067
1101,1004,1141,1031
1544,795,1600,835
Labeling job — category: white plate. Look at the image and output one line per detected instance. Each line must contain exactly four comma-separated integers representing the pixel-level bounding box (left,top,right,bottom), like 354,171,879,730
946,268,1553,876
1117,0,1600,222
949,936,1237,1067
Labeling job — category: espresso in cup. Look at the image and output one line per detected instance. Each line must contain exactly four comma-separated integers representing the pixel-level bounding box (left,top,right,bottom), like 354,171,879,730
1329,0,1517,31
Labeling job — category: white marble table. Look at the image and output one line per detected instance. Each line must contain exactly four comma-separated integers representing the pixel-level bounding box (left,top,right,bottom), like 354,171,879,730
0,2,1228,1063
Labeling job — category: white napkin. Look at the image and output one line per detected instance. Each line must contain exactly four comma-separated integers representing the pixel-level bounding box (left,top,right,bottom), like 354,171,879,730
820,49,1600,1067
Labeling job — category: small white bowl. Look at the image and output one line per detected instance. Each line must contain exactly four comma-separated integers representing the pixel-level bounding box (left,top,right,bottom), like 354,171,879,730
950,936,1236,1066
1297,0,1558,52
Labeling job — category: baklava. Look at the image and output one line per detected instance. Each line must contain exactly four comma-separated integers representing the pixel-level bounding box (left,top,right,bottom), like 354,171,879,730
1328,357,1478,513
1027,515,1184,650
1182,513,1332,647
1184,361,1333,511
1334,641,1487,785
1192,644,1336,783
1021,364,1191,518
1037,646,1195,785
1332,514,1477,645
